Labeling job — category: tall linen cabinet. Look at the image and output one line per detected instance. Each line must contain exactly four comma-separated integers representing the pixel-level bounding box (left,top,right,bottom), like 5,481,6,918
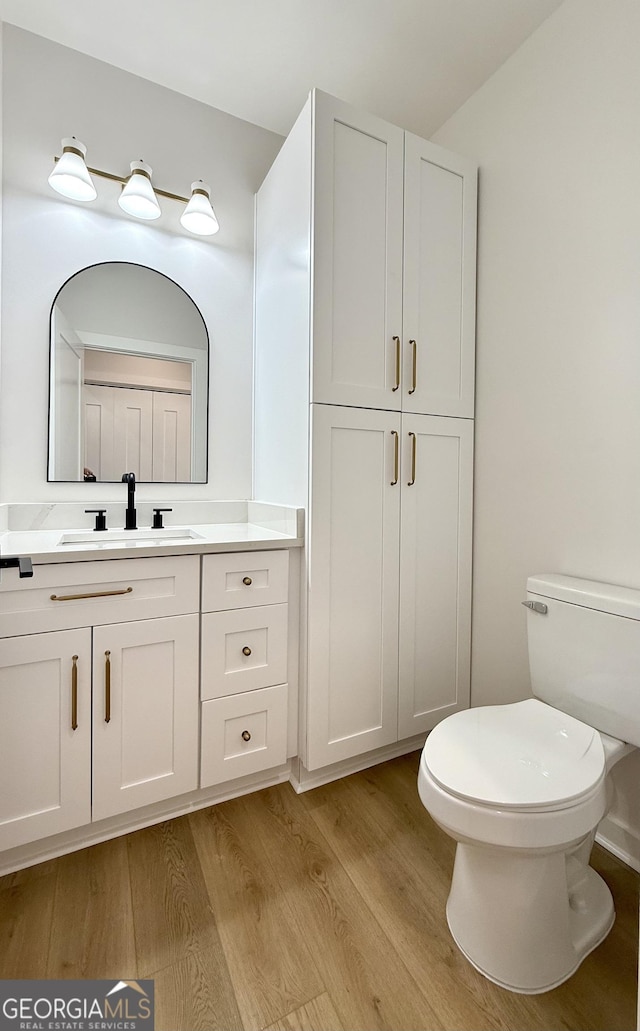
254,91,476,773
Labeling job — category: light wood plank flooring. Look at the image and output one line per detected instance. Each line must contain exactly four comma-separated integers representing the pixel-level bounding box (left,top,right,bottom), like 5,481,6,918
0,752,637,1031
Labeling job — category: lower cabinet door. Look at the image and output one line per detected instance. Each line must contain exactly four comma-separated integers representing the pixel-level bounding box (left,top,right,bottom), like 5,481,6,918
0,628,91,851
92,614,199,822
398,415,473,738
200,683,288,787
306,404,401,769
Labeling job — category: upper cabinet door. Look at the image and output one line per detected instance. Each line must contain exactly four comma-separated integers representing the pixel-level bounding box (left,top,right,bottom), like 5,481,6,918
312,91,404,410
403,134,477,418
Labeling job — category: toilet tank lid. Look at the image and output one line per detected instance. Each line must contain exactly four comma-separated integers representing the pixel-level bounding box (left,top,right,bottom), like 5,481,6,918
528,574,640,621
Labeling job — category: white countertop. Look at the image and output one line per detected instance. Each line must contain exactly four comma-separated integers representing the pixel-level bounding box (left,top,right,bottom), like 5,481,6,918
0,502,304,565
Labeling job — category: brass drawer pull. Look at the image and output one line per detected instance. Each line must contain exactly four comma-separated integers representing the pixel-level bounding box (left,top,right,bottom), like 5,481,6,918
390,430,399,486
71,654,78,731
408,339,417,394
392,336,401,391
104,650,111,724
242,577,253,586
242,646,252,656
51,586,133,602
408,432,416,486
241,730,251,742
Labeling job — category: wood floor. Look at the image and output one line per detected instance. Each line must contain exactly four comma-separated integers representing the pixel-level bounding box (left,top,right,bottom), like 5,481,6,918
0,751,637,1031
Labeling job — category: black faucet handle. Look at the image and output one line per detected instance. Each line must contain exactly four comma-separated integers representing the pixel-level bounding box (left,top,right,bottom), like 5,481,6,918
122,472,136,484
0,554,33,579
85,509,107,531
152,508,173,529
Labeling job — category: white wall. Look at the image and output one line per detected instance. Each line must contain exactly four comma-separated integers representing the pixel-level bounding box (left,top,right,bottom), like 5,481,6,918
0,26,283,502
58,262,208,349
432,0,640,867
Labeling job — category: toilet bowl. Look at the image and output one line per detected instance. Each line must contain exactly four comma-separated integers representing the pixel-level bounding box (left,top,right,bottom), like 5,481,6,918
417,574,639,994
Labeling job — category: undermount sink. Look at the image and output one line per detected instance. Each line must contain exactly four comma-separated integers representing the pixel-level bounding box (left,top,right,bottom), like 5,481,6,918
58,527,204,546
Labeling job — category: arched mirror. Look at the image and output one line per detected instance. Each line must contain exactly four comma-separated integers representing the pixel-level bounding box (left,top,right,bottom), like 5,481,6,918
48,262,209,482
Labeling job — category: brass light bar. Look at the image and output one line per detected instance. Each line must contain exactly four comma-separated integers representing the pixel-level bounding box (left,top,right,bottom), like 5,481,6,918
54,156,190,204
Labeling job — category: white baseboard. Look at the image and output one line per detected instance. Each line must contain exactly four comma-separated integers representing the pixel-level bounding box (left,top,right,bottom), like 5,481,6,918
290,735,425,793
596,814,640,874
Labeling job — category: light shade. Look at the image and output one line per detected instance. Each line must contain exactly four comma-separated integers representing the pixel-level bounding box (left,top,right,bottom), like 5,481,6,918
48,138,97,202
180,181,219,236
118,161,161,220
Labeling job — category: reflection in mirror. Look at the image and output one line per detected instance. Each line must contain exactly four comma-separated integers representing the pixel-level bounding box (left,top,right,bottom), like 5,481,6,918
48,262,209,482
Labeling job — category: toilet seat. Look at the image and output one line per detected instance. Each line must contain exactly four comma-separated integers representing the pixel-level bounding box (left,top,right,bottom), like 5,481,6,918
423,698,605,811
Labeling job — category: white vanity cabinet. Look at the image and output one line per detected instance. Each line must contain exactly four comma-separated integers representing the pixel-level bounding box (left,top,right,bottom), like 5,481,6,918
255,89,476,773
0,556,199,851
200,551,289,786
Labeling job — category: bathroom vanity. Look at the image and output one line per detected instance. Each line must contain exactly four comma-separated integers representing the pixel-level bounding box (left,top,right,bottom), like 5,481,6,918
0,88,477,874
0,503,303,874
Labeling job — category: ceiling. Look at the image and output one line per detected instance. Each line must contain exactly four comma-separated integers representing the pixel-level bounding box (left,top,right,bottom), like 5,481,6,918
0,0,564,138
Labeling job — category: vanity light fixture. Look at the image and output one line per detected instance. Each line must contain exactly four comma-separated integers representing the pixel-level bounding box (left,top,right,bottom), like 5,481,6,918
180,181,219,236
47,137,220,237
47,138,97,202
118,161,161,220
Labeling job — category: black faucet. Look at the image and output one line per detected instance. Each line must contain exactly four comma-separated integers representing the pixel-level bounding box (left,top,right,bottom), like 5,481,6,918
122,472,137,530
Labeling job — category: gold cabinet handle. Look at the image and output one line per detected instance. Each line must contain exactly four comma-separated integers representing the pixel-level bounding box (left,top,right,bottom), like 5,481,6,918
408,432,417,486
392,336,401,391
390,430,399,486
71,654,78,731
242,646,252,656
408,339,417,395
104,650,111,724
242,577,252,586
51,586,133,602
241,730,252,742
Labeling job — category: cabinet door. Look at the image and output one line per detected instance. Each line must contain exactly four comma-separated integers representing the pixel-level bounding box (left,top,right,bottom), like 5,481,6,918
403,134,477,417
306,404,401,769
92,614,199,821
0,629,91,851
398,415,473,739
312,91,404,410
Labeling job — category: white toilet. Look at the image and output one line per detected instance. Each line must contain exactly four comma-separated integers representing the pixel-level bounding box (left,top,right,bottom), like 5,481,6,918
418,573,639,994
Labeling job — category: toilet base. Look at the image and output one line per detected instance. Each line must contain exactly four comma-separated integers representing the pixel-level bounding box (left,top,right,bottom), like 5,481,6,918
446,842,615,994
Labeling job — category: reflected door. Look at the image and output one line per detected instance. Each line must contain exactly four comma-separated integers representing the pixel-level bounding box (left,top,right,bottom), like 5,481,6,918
84,385,153,481
84,386,191,481
152,392,192,481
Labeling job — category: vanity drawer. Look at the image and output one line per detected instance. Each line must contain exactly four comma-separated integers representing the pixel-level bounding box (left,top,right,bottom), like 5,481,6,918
0,556,200,637
201,603,288,700
201,550,288,612
200,683,288,787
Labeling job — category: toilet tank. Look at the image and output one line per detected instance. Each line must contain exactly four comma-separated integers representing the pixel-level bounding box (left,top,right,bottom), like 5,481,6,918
526,574,640,747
